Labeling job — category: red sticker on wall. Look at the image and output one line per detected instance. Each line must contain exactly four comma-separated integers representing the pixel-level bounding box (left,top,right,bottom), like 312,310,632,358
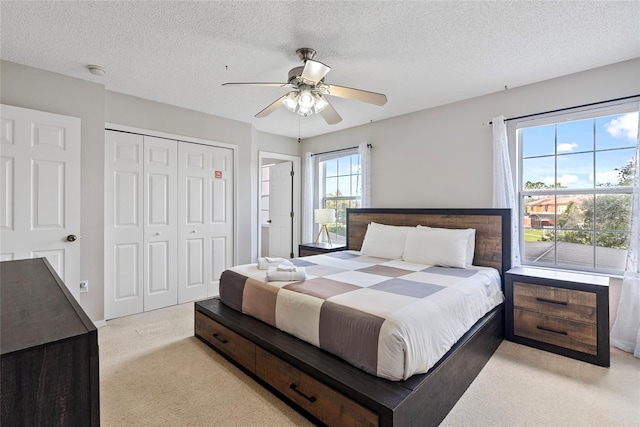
214,170,222,179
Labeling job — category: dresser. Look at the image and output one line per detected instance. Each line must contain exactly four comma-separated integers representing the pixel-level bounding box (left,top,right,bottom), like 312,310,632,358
1,258,100,426
505,267,609,366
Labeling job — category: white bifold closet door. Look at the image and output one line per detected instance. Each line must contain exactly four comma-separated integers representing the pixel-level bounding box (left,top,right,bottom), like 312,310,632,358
178,141,233,303
105,130,233,319
105,132,178,318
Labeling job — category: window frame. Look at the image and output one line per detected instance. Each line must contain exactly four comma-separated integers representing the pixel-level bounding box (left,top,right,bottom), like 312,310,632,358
514,102,638,275
315,148,362,244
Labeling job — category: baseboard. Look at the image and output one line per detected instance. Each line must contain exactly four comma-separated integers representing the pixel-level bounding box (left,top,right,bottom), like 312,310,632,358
93,319,107,328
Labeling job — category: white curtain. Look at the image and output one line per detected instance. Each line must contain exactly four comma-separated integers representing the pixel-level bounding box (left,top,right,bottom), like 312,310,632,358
302,152,314,243
492,115,521,267
358,142,371,208
611,110,640,357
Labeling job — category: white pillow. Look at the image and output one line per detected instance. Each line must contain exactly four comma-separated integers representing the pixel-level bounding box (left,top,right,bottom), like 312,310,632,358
403,227,474,268
417,225,476,267
359,222,411,259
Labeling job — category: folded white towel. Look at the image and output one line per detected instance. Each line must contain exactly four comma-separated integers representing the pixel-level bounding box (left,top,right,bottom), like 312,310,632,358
277,264,297,272
257,257,294,270
266,268,306,282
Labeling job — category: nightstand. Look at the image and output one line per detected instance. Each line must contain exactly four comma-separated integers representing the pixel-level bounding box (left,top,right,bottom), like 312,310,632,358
505,267,609,367
298,242,347,257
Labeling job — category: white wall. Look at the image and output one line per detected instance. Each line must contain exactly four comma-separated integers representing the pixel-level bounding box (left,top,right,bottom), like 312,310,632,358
2,57,637,323
1,60,106,321
0,60,297,321
303,58,639,209
303,58,640,324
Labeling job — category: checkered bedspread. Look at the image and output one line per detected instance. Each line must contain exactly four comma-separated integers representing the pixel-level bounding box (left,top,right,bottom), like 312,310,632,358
219,251,504,381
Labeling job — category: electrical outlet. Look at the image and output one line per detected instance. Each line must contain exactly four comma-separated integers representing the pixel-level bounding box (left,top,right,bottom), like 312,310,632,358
79,280,89,293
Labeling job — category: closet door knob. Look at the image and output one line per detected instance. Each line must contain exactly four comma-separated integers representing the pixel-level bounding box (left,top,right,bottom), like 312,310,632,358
66,234,77,242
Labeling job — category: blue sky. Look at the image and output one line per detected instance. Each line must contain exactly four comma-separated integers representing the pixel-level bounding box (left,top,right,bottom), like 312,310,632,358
521,112,639,188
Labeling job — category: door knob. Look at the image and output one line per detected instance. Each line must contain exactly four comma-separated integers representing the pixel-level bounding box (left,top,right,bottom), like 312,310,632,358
66,234,77,242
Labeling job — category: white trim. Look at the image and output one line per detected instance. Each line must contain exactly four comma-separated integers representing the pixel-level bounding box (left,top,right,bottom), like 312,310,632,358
105,122,237,150
258,151,301,258
93,320,107,328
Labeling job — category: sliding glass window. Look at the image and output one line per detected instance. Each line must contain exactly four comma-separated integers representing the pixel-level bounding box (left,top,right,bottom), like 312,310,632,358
518,105,638,274
316,149,361,243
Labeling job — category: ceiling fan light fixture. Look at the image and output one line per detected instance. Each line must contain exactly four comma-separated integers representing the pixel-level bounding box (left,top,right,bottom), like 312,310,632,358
313,94,328,113
282,92,299,112
298,90,315,109
297,105,312,116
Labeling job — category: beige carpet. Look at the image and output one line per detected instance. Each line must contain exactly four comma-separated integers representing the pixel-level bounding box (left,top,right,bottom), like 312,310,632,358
99,302,640,426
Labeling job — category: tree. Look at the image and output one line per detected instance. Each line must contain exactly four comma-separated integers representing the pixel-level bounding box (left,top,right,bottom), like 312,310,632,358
524,181,567,190
615,157,636,186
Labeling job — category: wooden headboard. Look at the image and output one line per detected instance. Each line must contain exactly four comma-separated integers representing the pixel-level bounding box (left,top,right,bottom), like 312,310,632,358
346,208,512,279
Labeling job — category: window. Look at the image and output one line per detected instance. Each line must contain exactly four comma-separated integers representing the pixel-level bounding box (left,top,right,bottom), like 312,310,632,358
518,107,638,274
317,150,362,243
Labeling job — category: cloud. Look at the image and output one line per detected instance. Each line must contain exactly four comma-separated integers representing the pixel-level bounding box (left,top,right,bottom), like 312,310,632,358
605,112,639,140
557,142,578,153
544,174,579,186
590,170,619,185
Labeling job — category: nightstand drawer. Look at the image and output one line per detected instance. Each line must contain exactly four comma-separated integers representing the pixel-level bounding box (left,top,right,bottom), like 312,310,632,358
513,282,597,324
299,249,318,257
513,309,597,355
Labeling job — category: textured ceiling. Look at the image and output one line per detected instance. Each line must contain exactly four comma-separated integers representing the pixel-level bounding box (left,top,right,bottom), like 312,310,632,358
1,1,639,139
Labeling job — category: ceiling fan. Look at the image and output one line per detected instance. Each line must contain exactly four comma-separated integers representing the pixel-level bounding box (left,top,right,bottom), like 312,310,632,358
222,48,387,125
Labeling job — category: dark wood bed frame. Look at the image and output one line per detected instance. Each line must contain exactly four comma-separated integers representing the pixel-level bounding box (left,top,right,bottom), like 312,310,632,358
195,208,511,426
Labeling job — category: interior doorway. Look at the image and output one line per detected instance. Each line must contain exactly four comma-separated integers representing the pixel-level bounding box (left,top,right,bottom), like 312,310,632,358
258,152,301,258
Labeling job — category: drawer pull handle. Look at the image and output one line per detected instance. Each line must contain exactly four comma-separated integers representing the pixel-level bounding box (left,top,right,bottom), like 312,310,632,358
212,333,228,344
537,325,568,336
536,297,567,306
289,383,317,403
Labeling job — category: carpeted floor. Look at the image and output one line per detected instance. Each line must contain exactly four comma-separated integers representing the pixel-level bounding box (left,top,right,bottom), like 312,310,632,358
99,302,640,426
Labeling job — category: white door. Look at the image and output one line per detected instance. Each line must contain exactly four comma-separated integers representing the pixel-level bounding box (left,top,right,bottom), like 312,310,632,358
178,142,233,302
143,136,178,311
104,131,144,318
268,161,293,258
0,104,81,300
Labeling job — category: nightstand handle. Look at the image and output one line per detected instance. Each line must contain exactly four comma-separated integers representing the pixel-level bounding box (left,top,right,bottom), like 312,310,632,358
536,325,568,336
536,297,567,306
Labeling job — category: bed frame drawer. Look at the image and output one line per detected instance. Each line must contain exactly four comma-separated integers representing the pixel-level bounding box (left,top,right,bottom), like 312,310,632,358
513,308,597,355
195,311,256,372
255,347,379,427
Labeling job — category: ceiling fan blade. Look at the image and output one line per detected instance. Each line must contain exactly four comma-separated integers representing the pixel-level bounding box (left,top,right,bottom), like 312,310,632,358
319,97,342,125
222,82,292,87
326,84,387,106
255,93,289,118
301,60,331,84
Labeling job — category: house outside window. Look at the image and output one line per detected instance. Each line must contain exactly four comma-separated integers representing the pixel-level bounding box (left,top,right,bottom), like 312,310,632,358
518,106,638,274
317,150,361,243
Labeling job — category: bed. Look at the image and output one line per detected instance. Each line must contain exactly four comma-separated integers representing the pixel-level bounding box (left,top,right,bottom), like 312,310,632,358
195,208,511,426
